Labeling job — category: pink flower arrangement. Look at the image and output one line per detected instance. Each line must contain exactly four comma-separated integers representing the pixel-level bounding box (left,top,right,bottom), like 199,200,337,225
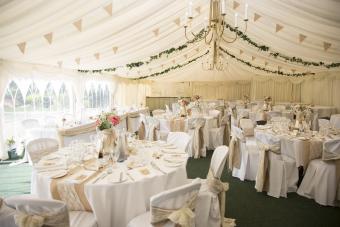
96,112,120,130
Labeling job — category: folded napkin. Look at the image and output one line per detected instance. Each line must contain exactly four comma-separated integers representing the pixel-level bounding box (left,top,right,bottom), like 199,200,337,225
34,162,67,172
66,170,94,183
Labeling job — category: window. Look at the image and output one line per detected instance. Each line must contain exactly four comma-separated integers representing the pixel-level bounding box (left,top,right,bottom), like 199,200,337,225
84,82,110,109
25,82,42,112
58,83,70,112
43,83,57,111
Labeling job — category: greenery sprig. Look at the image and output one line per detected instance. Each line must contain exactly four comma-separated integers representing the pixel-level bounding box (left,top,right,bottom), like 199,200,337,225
225,23,340,69
219,47,314,77
133,50,209,80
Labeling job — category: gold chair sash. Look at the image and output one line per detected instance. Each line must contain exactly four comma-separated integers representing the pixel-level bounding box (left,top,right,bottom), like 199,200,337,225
14,211,69,227
228,136,241,171
255,142,280,192
138,121,146,140
191,121,205,159
151,193,198,227
58,122,96,147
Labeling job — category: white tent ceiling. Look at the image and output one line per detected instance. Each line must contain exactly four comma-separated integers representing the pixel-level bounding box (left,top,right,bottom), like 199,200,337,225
0,0,339,81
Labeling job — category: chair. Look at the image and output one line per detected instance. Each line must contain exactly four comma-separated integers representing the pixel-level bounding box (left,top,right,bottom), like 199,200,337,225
208,115,228,150
4,194,97,227
330,114,340,130
0,197,16,227
239,119,254,137
116,114,128,131
167,132,191,152
199,146,235,227
208,109,221,126
230,126,259,181
58,122,97,147
26,138,59,165
152,109,166,116
255,133,298,198
272,105,286,112
297,139,340,206
127,180,202,227
318,119,331,130
145,116,161,141
127,111,140,133
188,118,206,158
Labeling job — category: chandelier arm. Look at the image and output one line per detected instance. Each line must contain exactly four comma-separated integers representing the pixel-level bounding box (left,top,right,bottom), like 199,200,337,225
205,29,214,44
221,32,238,43
218,20,225,38
242,20,248,33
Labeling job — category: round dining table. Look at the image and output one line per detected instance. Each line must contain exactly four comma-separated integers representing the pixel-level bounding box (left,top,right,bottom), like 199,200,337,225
31,140,188,227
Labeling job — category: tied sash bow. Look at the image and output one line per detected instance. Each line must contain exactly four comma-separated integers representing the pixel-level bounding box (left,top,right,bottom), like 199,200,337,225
255,142,280,192
228,135,241,171
13,211,70,227
190,120,205,159
151,193,198,227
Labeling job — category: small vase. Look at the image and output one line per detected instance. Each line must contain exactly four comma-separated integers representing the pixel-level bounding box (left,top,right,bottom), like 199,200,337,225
99,128,117,155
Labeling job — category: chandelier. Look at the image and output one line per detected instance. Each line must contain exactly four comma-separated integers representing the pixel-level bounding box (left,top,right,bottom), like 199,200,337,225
184,0,248,71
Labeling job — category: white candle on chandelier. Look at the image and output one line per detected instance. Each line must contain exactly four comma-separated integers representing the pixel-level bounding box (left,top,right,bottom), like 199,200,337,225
234,13,238,28
221,0,227,16
188,1,193,19
244,3,248,20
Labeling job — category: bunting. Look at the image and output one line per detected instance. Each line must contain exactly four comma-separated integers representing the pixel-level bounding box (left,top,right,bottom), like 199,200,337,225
323,42,331,51
254,13,261,22
112,46,118,54
75,58,80,65
299,34,306,43
104,3,113,16
276,24,284,33
153,28,159,37
233,1,240,9
94,53,100,60
174,18,181,26
17,42,26,54
73,19,82,32
44,32,53,44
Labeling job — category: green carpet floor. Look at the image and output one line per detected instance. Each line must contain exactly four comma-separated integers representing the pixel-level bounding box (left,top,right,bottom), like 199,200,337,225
1,153,339,227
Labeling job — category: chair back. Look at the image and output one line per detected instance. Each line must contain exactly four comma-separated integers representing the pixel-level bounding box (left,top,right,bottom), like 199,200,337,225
239,119,254,137
151,179,201,211
322,139,340,161
318,119,331,130
152,109,166,116
330,114,340,130
210,146,229,179
22,119,40,129
5,195,70,227
167,132,191,151
26,138,59,164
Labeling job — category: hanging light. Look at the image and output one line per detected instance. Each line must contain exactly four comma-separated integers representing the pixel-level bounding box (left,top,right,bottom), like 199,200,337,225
184,0,248,71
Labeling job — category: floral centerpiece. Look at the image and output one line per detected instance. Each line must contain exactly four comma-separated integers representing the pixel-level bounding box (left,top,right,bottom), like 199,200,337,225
263,96,272,111
292,104,313,131
178,98,189,117
96,112,120,156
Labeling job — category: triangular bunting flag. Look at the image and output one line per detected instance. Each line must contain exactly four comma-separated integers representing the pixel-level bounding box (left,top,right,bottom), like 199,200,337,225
73,19,82,32
195,6,201,14
153,28,159,37
264,61,268,66
94,53,100,60
251,56,256,61
196,48,200,53
44,32,53,44
75,58,80,65
233,1,240,9
299,34,306,43
57,61,62,68
254,13,261,22
17,42,26,54
291,69,296,73
276,24,284,33
104,3,113,16
112,46,118,54
323,42,331,51
239,50,243,55
172,59,176,64
161,64,164,68
184,54,188,59
174,18,181,26
278,66,282,71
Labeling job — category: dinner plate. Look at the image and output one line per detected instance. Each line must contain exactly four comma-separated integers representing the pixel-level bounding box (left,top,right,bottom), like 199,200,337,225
163,162,183,167
106,173,127,183
164,157,185,164
50,170,68,179
161,149,186,154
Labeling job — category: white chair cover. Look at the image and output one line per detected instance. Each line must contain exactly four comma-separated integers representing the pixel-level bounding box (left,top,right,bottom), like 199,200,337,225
127,111,141,133
145,116,160,141
0,197,16,227
188,118,206,158
297,157,340,206
127,180,201,227
231,126,259,181
318,119,331,130
152,109,166,116
167,132,191,152
322,139,340,161
4,195,97,227
208,110,221,127
330,114,340,130
116,114,128,131
26,138,59,165
272,105,286,112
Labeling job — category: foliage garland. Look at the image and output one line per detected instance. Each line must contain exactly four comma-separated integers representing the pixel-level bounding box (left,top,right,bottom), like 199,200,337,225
224,24,340,69
219,47,314,77
132,50,209,80
78,29,207,73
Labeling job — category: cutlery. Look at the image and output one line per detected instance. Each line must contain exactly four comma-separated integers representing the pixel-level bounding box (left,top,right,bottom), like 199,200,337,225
126,172,135,182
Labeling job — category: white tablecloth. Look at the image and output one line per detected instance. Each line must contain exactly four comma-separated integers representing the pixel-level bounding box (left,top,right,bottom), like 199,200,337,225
31,141,188,227
254,128,330,167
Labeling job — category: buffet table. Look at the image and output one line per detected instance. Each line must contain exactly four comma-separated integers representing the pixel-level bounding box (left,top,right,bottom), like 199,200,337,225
31,140,188,227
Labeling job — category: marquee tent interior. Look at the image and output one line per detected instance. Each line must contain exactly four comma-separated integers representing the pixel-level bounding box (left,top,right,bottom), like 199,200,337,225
0,0,340,227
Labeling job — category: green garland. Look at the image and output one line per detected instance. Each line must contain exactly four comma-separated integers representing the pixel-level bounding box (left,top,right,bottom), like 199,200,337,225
225,24,340,69
133,50,209,80
219,47,314,77
78,29,206,73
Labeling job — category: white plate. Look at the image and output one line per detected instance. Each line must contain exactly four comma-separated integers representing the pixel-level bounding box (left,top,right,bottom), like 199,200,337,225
50,170,68,179
164,157,185,164
163,162,183,167
106,173,127,183
161,149,186,154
